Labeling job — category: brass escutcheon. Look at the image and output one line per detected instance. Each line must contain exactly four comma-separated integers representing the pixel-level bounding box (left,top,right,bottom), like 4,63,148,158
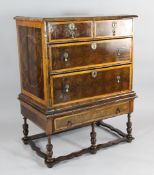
91,70,97,78
116,75,121,83
64,84,70,93
116,107,121,114
68,23,76,30
63,52,69,62
67,120,73,128
91,43,97,50
112,21,117,28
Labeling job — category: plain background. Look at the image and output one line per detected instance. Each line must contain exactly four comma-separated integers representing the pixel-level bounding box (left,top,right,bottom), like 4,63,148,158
0,0,154,174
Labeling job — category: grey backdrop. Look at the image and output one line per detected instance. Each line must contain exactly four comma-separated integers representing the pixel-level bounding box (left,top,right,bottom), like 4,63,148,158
0,0,154,174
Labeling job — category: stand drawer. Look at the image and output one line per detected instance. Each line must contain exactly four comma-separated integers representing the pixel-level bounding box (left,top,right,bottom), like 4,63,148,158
54,101,130,131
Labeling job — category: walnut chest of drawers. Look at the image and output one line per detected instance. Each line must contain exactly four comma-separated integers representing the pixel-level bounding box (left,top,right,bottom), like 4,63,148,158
15,15,138,167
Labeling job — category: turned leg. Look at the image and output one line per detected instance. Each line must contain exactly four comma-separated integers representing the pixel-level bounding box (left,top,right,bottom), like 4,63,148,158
22,117,29,144
90,122,97,154
126,113,133,142
45,135,54,167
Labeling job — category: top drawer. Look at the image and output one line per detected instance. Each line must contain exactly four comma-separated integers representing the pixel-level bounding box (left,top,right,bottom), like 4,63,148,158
95,19,133,38
47,21,93,43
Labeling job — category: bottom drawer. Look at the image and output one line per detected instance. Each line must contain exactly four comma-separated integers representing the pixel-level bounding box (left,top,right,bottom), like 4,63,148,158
54,101,131,132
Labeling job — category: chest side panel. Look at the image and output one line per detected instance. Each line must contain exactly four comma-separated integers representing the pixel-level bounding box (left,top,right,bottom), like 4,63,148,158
17,26,44,99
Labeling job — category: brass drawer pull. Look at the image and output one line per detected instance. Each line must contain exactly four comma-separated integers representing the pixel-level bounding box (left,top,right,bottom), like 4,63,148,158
64,84,70,93
112,21,117,36
91,43,97,50
116,75,121,83
63,52,69,62
68,23,77,38
116,49,121,56
67,120,73,128
116,107,121,114
91,70,97,78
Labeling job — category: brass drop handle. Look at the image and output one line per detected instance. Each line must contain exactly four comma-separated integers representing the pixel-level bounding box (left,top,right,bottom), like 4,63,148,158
67,120,73,128
63,52,69,62
91,70,97,78
112,21,117,36
116,75,121,83
68,23,77,38
91,43,97,50
64,84,70,93
116,107,121,114
116,49,121,56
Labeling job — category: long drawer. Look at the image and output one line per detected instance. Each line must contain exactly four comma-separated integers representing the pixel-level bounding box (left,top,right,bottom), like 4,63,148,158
54,101,131,131
51,65,131,106
49,38,132,72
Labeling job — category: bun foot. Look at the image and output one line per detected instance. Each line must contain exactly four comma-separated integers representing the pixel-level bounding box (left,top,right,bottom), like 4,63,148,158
45,159,54,168
89,147,97,154
127,136,134,143
22,137,29,145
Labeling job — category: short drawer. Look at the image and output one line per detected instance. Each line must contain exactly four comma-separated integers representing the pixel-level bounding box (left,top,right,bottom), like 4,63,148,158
54,101,130,131
49,38,132,72
51,65,131,106
48,21,93,42
95,19,133,38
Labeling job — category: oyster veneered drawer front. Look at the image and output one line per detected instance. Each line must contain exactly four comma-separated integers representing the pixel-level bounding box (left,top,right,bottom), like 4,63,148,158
51,65,131,105
50,38,132,72
95,19,133,38
48,21,93,42
54,101,130,131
